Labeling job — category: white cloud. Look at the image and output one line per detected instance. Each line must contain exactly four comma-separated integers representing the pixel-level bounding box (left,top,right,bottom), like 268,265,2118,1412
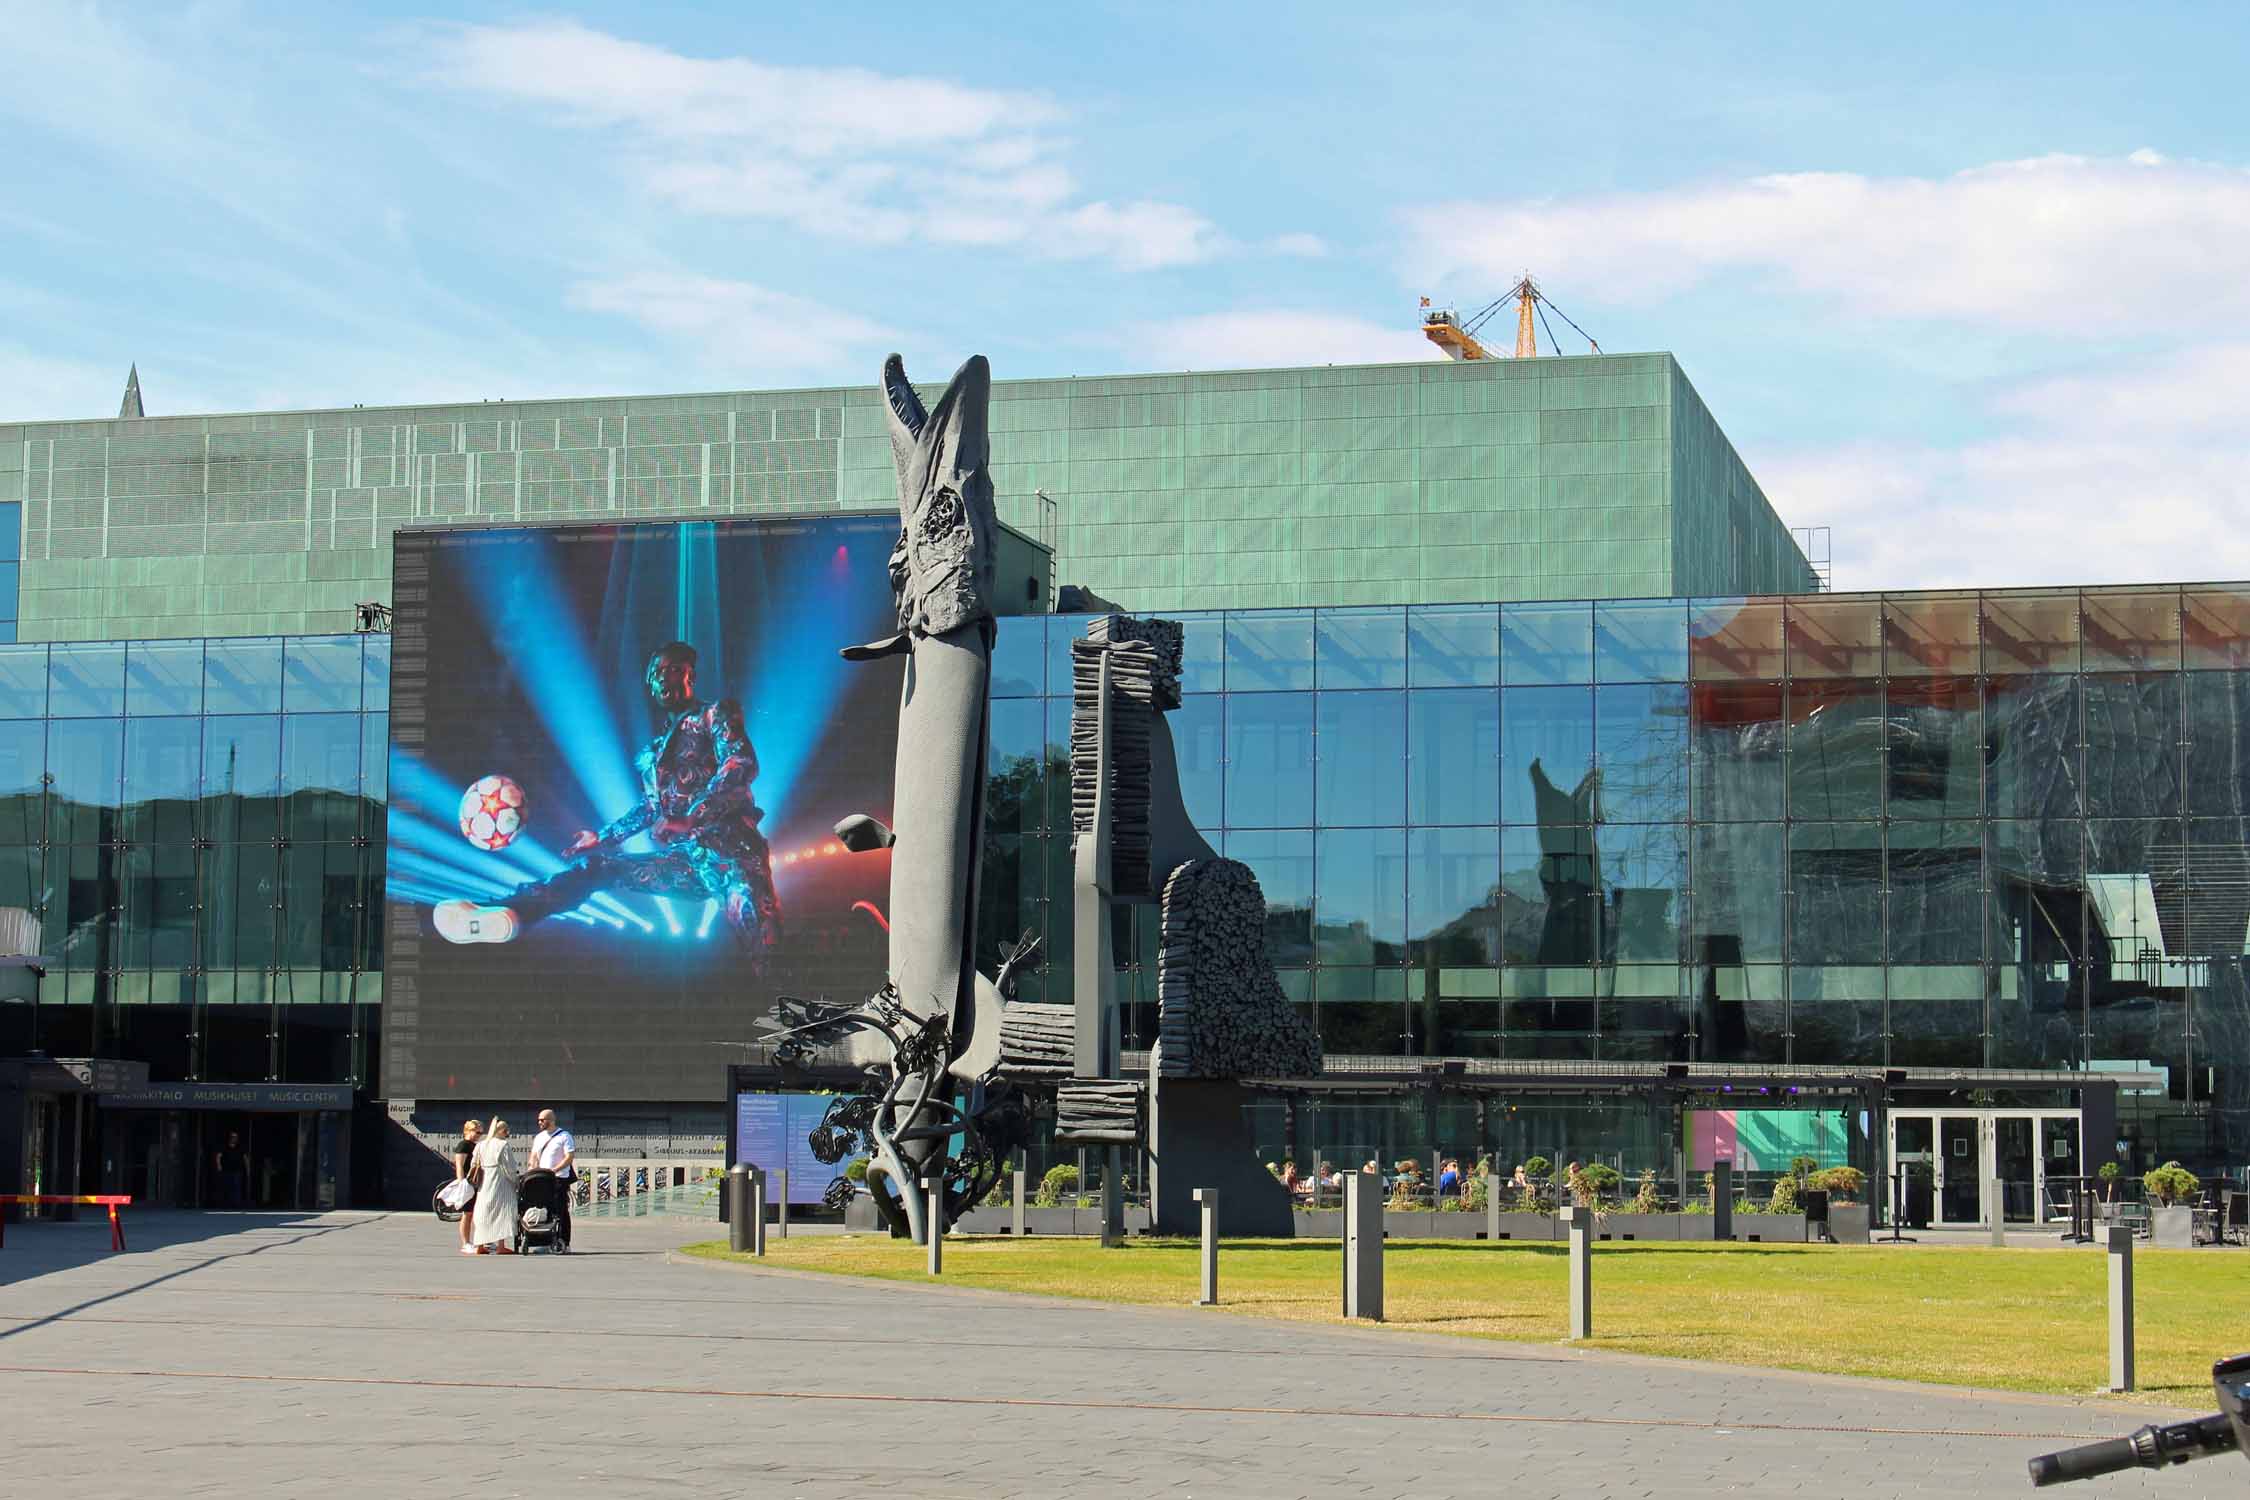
1406,152,2250,333
1268,233,1329,258
424,20,1230,272
566,273,895,380
1755,344,2250,590
1125,311,1444,371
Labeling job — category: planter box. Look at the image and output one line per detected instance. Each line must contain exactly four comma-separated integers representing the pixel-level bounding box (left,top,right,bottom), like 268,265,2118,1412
1599,1213,1679,1241
1489,1212,1555,1242
1733,1213,1806,1243
1420,1211,1484,1238
2150,1205,2196,1249
1676,1214,1717,1240
1827,1204,1872,1244
842,1195,881,1231
1293,1210,1343,1238
954,1206,1011,1234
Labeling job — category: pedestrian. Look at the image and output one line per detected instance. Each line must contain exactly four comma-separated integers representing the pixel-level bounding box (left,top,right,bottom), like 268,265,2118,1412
451,1120,483,1252
468,1117,521,1254
212,1131,250,1210
527,1108,577,1251
1438,1158,1462,1198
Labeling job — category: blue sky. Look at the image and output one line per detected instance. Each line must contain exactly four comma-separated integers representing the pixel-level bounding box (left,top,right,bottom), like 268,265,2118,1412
3,2,2246,589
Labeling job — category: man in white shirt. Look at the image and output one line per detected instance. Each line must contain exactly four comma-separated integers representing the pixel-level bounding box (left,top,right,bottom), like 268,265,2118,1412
528,1109,576,1251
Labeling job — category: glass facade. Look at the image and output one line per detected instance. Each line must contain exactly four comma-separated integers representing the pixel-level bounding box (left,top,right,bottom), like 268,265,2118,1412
0,634,386,1091
985,586,2250,1175
0,353,1812,641
1,581,2243,1183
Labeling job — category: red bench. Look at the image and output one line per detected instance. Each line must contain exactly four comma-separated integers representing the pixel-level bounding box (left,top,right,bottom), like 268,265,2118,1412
0,1194,133,1250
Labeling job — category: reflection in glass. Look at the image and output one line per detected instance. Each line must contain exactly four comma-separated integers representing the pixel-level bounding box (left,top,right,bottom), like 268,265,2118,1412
1893,966,1990,1067
205,639,285,715
2185,586,2250,670
0,719,43,845
1690,681,1784,822
1501,601,1591,685
1316,608,1405,689
1690,962,1786,1064
1223,829,1313,964
985,698,1046,839
1225,611,1314,691
1226,691,1313,827
1887,822,1982,962
1407,826,1500,967
1601,822,1685,963
1886,677,1980,819
1314,827,1406,966
124,717,202,845
1883,593,1980,676
1788,679,1884,820
1595,683,1687,824
1311,966,1408,1055
1501,685,1594,826
1409,688,1499,826
1688,599,1783,680
2082,590,2180,672
203,715,283,842
1164,693,1225,831
118,843,197,972
989,616,1044,697
1785,596,1883,679
126,641,203,716
1178,613,1225,694
1500,824,1596,965
1408,604,1498,687
1595,599,1687,683
1691,823,1782,963
2184,672,2250,816
1789,965,1883,1064
1316,690,1405,826
0,646,45,717
49,643,125,718
1986,676,2082,819
362,633,392,712
283,637,363,713
2082,673,2180,819
1982,592,2079,674
1787,823,1883,964
1990,819,2086,973
47,719,122,844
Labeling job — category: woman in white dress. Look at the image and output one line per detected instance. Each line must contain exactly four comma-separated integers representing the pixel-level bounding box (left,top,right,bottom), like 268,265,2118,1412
468,1117,521,1254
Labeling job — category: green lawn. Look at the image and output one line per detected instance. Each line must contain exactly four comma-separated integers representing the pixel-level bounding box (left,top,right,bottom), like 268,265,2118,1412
680,1234,2240,1402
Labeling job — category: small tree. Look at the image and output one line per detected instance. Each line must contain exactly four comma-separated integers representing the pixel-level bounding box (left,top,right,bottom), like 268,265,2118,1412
1033,1163,1079,1207
1808,1166,1865,1204
2097,1160,2121,1203
2143,1161,2200,1207
1789,1155,1819,1184
1630,1168,1661,1214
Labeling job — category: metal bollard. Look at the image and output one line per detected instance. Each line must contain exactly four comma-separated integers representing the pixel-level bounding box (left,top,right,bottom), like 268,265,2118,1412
1713,1158,1733,1241
1010,1161,1027,1238
1562,1204,1593,1339
2106,1224,2135,1392
1193,1188,1219,1305
1342,1172,1384,1321
923,1176,944,1275
726,1163,751,1253
747,1167,768,1256
775,1169,789,1239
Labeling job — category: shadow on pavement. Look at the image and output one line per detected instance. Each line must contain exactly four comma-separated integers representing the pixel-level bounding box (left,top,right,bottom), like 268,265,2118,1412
0,1212,378,1333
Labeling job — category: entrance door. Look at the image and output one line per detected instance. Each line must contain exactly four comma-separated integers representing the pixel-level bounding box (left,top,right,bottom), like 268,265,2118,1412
1997,1116,2038,1223
1937,1115,1983,1224
1891,1114,1935,1227
2041,1115,2081,1220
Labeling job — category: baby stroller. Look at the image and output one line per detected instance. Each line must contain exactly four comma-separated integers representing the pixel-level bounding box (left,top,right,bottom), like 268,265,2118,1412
514,1169,568,1255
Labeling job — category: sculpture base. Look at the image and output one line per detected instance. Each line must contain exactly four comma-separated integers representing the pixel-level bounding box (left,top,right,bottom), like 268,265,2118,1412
1147,1076,1294,1237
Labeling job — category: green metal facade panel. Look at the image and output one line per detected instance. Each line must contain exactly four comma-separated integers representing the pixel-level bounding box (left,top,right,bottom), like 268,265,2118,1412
0,354,1808,639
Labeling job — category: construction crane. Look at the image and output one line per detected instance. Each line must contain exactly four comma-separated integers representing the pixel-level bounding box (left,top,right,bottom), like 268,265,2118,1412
1420,276,1601,361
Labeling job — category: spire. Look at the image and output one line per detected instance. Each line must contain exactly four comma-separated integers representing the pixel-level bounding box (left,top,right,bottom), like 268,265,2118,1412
119,365,144,419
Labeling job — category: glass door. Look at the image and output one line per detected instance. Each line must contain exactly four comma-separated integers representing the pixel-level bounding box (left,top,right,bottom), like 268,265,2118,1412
2040,1114,2082,1222
1997,1115,2038,1223
1890,1113,1935,1227
1938,1115,1983,1224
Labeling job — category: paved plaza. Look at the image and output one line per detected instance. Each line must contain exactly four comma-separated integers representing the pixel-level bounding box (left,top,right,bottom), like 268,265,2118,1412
0,1210,2229,1498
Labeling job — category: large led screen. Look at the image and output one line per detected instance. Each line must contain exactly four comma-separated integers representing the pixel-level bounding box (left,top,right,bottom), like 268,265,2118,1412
384,515,901,1101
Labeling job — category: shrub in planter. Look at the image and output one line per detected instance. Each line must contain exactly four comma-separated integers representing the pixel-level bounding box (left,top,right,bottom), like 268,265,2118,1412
1583,1163,1622,1202
1807,1166,1865,1204
2097,1161,2121,1202
1766,1175,1800,1214
845,1157,869,1183
2144,1161,2200,1207
1629,1169,1660,1214
1033,1163,1079,1208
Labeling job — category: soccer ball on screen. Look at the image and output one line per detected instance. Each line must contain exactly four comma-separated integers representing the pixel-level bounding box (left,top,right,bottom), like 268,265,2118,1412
459,774,525,852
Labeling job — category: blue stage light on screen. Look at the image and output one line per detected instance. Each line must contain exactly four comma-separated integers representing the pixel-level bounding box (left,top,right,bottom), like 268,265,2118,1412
590,893,655,933
576,903,627,930
653,896,683,937
695,899,720,940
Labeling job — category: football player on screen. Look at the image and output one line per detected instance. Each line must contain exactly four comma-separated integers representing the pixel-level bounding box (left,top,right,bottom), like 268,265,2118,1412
433,641,784,969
